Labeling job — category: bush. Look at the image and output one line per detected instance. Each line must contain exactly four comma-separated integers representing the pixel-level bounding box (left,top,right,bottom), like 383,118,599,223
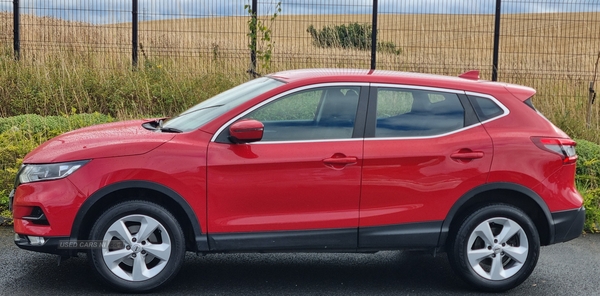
575,139,600,232
0,113,114,224
579,187,600,233
575,139,600,186
307,23,401,55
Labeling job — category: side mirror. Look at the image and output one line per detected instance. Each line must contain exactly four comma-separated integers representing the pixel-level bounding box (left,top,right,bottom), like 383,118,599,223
229,119,264,143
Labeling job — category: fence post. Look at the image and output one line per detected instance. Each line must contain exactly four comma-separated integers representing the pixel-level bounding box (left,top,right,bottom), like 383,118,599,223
13,0,20,60
132,0,139,68
492,0,501,81
371,0,378,70
249,0,258,76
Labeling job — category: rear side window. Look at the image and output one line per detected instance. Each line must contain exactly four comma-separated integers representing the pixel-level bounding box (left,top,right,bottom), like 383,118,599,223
469,96,504,122
375,88,465,137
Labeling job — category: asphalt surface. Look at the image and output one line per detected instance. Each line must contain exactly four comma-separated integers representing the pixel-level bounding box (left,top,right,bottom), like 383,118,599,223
1,226,599,295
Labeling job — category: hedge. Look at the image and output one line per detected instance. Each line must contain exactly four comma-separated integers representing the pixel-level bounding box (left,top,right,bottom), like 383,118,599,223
0,113,113,222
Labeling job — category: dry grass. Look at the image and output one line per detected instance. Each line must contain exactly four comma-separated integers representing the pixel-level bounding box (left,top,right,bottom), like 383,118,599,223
1,11,600,137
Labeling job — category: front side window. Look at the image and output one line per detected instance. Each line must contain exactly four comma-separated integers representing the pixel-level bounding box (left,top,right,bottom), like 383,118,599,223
237,86,361,142
375,88,465,137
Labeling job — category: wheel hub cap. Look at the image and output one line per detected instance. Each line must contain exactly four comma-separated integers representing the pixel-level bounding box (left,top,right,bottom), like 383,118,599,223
131,243,142,253
492,244,502,254
466,217,529,281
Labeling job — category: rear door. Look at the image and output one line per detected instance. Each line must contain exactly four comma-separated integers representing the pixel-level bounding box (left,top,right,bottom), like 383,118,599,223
359,85,493,248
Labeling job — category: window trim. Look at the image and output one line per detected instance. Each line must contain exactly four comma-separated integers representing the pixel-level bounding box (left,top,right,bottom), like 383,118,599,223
211,82,369,143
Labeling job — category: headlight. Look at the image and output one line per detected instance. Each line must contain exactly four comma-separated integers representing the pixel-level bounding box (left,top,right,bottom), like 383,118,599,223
18,160,89,184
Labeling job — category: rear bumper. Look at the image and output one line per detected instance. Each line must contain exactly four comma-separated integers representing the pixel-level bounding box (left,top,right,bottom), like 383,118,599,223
552,206,585,244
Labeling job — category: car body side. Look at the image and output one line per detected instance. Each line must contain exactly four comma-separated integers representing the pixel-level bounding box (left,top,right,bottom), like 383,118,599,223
12,70,584,257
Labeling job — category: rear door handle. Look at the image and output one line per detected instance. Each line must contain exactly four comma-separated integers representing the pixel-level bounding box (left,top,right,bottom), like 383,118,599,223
451,150,484,160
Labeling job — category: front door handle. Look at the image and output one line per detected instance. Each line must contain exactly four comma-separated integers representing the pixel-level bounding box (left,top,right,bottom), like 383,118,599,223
323,157,358,165
323,153,357,169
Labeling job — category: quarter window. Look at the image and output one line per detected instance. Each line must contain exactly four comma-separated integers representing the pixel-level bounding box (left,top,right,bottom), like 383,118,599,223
375,88,465,137
470,96,504,121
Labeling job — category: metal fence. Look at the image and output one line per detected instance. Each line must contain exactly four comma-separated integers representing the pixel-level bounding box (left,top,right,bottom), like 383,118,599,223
1,0,600,104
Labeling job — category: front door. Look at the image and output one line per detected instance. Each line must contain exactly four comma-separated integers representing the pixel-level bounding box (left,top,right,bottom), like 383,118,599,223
207,84,367,251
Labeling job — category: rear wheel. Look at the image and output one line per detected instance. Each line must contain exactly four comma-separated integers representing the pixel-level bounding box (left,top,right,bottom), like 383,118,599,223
88,200,185,292
448,204,540,292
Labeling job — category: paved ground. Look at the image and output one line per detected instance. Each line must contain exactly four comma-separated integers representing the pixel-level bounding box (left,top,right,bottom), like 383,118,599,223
1,226,599,295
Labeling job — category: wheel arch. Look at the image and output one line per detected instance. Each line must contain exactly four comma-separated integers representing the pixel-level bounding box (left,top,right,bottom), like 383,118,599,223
70,180,208,253
439,182,554,248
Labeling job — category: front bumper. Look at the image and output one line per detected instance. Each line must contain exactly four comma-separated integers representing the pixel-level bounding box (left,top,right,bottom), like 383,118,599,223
12,178,85,238
552,206,585,244
14,234,72,257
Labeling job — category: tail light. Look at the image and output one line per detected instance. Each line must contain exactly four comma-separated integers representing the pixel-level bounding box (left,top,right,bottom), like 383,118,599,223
531,137,577,164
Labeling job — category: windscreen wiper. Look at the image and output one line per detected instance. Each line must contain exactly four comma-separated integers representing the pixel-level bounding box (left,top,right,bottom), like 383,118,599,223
159,127,183,133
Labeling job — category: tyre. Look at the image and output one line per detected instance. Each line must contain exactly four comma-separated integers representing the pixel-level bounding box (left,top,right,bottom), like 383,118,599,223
88,200,186,292
447,204,540,292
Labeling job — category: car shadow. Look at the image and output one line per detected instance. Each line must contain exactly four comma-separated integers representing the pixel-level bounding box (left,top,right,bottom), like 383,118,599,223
7,244,479,295
168,250,473,295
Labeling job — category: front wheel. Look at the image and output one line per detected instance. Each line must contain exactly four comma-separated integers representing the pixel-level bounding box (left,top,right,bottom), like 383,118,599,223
448,204,540,292
88,200,186,292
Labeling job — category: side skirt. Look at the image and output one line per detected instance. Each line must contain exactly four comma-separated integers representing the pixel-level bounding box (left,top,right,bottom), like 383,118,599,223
206,221,443,252
358,221,443,249
208,228,357,252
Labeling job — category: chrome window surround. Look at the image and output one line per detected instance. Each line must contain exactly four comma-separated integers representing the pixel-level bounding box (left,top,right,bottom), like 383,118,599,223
210,83,510,144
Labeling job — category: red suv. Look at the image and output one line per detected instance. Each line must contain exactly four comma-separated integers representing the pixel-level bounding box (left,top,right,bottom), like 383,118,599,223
10,69,584,292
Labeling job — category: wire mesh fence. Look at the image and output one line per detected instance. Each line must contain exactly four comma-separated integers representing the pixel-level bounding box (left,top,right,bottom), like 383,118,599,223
267,0,373,71
499,0,600,108
0,0,13,51
137,1,249,74
1,0,600,111
378,0,496,77
13,1,131,67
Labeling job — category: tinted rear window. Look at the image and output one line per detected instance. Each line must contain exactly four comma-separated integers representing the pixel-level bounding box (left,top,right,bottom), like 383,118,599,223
375,88,465,137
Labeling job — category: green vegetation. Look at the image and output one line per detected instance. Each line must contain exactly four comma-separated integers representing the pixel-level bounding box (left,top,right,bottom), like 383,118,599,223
245,1,282,73
307,23,401,55
0,113,114,223
575,139,600,184
0,53,241,118
575,139,600,232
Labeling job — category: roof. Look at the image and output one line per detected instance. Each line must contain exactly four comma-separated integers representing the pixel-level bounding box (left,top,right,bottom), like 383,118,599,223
268,68,536,99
